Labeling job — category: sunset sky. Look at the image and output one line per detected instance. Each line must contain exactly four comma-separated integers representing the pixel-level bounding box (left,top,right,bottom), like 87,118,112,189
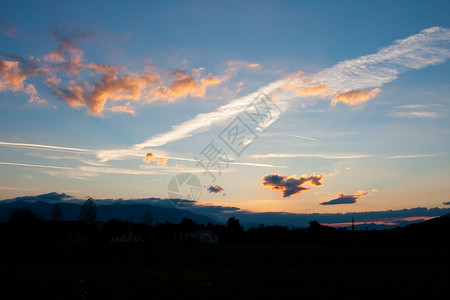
1,0,450,215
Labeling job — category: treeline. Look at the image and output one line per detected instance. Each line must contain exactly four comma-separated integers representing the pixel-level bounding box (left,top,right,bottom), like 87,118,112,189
1,202,449,244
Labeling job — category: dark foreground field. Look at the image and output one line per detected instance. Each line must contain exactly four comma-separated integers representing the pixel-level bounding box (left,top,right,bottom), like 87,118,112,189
0,241,448,299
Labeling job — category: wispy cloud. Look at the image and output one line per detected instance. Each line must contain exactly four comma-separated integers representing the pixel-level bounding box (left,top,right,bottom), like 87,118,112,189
0,141,94,154
77,166,156,176
387,154,437,159
228,161,287,168
250,153,373,159
391,111,439,118
97,27,450,159
290,134,317,141
0,161,76,170
109,102,136,115
0,17,16,36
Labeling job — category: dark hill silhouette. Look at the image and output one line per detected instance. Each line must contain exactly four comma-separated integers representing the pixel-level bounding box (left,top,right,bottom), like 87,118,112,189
395,213,450,233
0,200,215,224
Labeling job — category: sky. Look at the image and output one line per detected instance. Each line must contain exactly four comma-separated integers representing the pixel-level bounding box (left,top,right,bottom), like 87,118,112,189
1,0,450,217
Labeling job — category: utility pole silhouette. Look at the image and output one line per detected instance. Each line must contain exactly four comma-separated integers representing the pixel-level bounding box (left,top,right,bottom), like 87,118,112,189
352,217,355,231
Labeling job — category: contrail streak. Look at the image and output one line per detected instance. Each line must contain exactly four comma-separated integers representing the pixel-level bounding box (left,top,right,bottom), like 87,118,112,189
290,134,317,141
0,141,94,153
98,27,450,162
0,161,76,170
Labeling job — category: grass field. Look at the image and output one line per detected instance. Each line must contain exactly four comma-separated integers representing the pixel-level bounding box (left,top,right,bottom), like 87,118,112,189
0,241,448,299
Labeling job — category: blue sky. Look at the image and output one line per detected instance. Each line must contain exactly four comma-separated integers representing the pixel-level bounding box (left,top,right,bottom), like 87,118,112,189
1,0,450,215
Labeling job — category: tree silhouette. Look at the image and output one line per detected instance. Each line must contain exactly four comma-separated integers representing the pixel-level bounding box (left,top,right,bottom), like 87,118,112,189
180,218,198,231
140,209,153,225
308,220,321,229
78,197,97,225
227,216,243,232
49,203,63,221
8,208,39,225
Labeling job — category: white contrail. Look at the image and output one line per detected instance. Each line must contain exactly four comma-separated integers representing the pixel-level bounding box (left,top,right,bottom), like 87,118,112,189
387,154,437,159
98,27,450,162
249,153,373,159
0,141,94,153
0,161,76,170
290,134,317,141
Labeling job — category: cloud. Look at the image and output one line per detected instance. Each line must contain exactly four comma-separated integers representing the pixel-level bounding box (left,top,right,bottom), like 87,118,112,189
0,59,49,93
142,152,167,166
207,184,225,194
331,88,381,106
1,27,227,115
261,173,323,197
45,75,61,88
143,153,155,164
117,27,450,153
443,202,450,205
391,111,439,118
320,190,370,205
53,80,88,108
86,64,156,114
2,26,450,152
51,63,222,115
0,161,76,170
295,84,328,97
250,153,373,159
148,69,221,102
43,25,90,75
290,134,317,141
109,102,136,115
0,141,93,153
0,17,16,37
157,156,168,166
222,60,261,80
387,154,437,159
43,40,84,74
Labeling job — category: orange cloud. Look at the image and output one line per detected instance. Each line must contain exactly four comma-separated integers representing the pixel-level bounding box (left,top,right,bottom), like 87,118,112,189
1,34,225,115
43,39,85,75
0,59,50,104
143,153,155,164
0,61,27,91
0,60,48,92
149,69,221,102
157,157,167,166
143,152,167,166
331,88,381,106
295,84,328,97
53,80,87,108
87,64,156,114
